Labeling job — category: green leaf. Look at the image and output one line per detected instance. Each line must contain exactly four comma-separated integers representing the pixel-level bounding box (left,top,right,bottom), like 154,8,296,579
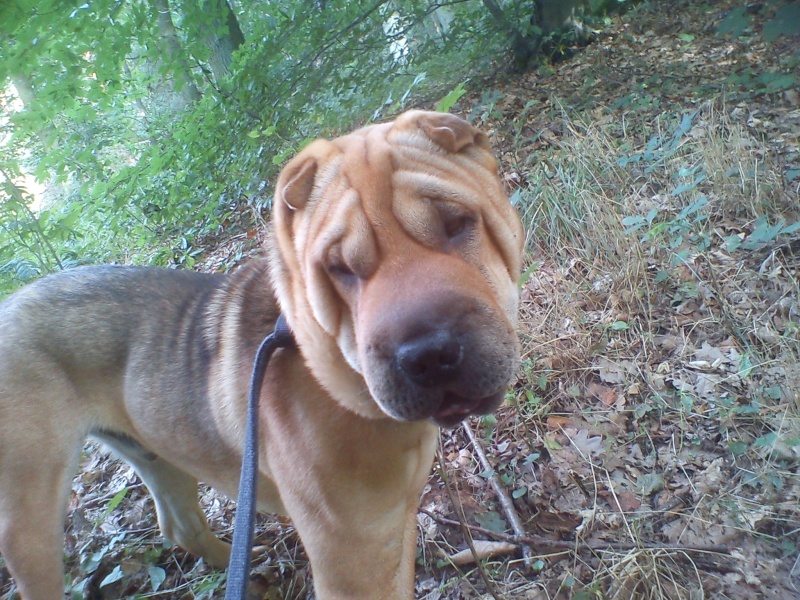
737,402,762,415
436,82,467,113
479,414,497,430
717,6,749,38
475,511,507,533
149,566,167,592
739,354,756,381
676,195,708,219
763,3,800,41
57,209,83,230
670,182,697,196
759,72,797,93
728,441,749,456
753,432,778,448
738,354,755,380
654,270,671,283
622,214,646,234
544,436,563,450
99,565,125,588
518,260,539,288
722,234,742,252
478,468,495,479
783,221,800,235
99,487,128,524
636,473,665,495
537,375,548,391
523,452,540,465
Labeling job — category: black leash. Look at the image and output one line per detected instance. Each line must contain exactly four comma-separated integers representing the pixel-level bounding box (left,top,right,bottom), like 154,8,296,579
225,314,294,600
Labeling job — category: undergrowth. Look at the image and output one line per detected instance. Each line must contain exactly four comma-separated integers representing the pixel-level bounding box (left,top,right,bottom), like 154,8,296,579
482,97,799,598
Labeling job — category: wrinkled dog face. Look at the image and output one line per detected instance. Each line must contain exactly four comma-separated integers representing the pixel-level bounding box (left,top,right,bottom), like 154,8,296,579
271,111,524,425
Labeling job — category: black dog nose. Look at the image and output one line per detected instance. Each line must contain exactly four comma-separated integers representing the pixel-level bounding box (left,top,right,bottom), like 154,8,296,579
397,330,463,387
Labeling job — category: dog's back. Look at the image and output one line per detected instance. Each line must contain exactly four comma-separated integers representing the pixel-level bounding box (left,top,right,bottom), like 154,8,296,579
0,266,223,374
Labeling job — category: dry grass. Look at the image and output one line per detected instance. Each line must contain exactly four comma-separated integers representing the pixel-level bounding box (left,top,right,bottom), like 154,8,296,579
419,97,799,599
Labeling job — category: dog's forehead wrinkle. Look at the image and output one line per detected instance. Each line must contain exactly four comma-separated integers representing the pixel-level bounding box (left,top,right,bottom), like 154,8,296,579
390,167,522,279
393,170,483,208
388,130,445,155
390,136,496,176
303,164,363,253
309,158,345,210
329,138,398,258
330,123,390,172
389,146,501,203
388,170,492,252
313,188,358,243
337,129,393,194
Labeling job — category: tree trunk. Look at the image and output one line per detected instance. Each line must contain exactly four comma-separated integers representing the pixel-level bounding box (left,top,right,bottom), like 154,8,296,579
480,0,543,70
203,0,245,83
10,74,36,107
151,0,202,108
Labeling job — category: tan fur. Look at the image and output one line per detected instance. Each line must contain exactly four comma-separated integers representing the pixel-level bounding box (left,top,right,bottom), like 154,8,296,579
0,111,524,599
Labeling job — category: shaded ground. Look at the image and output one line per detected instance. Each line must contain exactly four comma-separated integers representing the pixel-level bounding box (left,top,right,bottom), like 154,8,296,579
1,1,798,598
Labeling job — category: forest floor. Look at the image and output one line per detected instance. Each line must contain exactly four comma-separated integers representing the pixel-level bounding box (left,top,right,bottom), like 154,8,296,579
2,0,798,599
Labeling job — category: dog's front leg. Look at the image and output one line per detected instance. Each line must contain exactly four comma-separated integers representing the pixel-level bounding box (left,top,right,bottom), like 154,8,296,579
269,419,436,599
263,369,437,599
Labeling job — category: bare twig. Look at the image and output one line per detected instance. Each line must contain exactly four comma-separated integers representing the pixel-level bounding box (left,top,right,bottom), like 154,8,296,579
419,507,734,557
462,420,536,565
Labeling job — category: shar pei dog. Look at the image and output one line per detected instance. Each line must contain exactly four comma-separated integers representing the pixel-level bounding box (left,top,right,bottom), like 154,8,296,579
0,110,524,599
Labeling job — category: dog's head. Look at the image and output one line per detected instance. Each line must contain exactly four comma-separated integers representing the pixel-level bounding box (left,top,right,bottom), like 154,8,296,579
269,110,524,426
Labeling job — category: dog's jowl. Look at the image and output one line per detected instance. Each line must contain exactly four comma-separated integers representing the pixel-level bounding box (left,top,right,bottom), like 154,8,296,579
0,111,524,599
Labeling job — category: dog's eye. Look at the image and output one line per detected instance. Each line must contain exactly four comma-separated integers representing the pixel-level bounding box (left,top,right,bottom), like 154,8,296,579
437,204,474,242
324,244,361,289
443,214,470,239
326,262,356,280
324,248,358,286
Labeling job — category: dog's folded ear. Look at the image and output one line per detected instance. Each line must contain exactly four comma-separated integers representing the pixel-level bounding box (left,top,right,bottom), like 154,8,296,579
278,157,317,211
276,139,338,211
400,110,490,154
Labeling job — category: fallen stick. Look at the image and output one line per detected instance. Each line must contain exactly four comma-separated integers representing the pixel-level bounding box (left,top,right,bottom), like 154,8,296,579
419,507,733,556
462,421,536,565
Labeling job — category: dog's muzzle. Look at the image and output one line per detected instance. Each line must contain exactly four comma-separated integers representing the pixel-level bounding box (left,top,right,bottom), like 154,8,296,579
394,329,505,427
363,296,517,426
396,329,463,387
